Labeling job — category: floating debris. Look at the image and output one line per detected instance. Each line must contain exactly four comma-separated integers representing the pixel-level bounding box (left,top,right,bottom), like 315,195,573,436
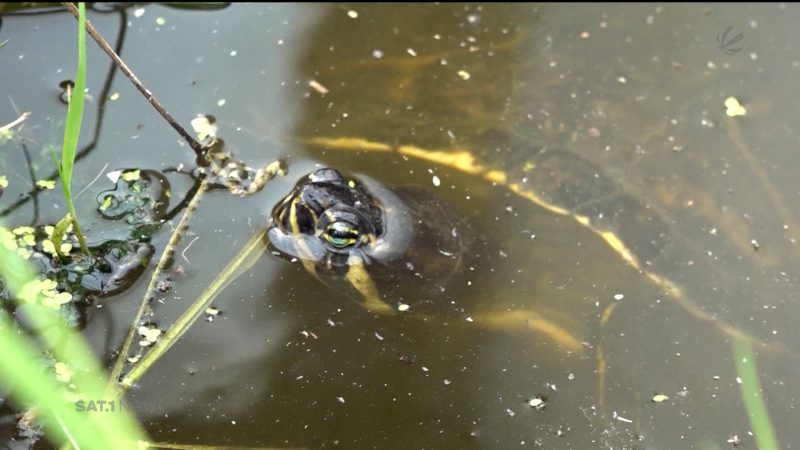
397,353,414,365
397,303,410,312
432,175,441,187
528,396,546,410
651,393,669,403
727,435,742,446
724,96,747,117
138,325,161,345
190,114,217,141
308,80,329,95
457,70,471,80
347,10,358,19
36,180,55,190
613,411,633,423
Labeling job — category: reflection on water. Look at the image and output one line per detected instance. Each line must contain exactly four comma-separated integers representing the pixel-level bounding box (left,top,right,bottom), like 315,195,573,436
2,3,800,449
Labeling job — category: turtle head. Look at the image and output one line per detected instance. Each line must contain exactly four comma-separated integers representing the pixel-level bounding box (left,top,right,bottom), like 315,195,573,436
267,168,384,270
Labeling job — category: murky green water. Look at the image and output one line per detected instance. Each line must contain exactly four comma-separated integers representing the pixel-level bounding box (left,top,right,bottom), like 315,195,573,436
2,3,800,449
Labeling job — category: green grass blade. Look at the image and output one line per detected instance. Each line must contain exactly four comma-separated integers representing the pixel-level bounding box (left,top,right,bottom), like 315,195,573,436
0,235,147,449
59,2,86,194
733,337,779,450
54,2,89,254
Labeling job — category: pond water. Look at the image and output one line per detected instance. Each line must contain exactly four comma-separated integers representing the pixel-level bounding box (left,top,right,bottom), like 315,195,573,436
1,3,800,449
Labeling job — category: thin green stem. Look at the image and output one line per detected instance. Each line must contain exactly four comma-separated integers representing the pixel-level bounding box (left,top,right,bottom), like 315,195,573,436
733,336,779,450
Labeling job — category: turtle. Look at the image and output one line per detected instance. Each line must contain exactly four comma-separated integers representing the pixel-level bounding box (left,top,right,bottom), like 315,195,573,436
266,166,466,315
250,4,798,447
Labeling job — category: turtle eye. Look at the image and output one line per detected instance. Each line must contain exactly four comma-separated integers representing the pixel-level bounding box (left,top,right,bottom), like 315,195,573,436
324,221,359,249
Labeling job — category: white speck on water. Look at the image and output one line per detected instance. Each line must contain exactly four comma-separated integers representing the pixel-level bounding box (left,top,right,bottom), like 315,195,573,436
134,8,145,18
347,10,358,19
374,332,384,341
443,379,452,385
422,366,429,372
398,303,410,312
372,49,383,59
528,397,545,409
506,408,515,417
229,50,237,56
337,396,346,404
465,316,474,323
736,377,743,384
614,293,624,301
407,48,418,57
614,412,633,423
617,76,627,84
432,175,441,187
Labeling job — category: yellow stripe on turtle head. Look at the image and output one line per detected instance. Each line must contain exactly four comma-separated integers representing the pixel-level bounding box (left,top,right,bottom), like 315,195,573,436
345,255,394,315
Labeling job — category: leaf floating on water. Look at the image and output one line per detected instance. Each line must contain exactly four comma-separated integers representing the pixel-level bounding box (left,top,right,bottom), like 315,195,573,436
725,96,747,117
120,169,141,182
36,180,56,190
